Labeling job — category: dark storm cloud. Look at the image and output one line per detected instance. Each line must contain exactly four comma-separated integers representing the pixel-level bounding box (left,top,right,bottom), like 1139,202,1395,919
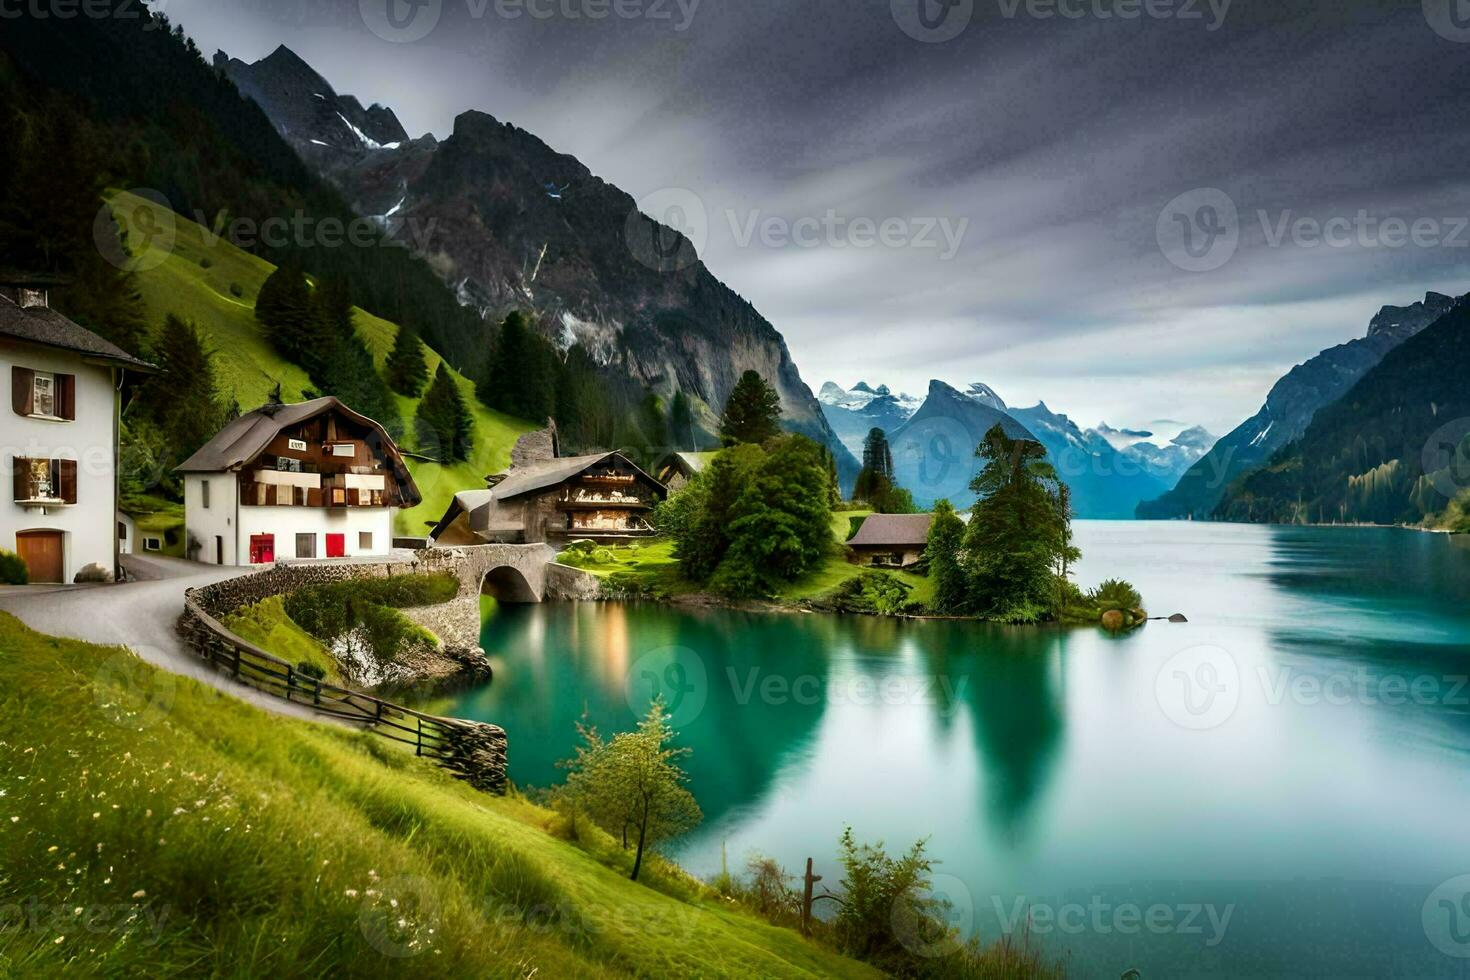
167,0,1470,432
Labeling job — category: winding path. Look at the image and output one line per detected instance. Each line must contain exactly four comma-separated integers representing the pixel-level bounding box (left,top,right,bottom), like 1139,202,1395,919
0,554,325,721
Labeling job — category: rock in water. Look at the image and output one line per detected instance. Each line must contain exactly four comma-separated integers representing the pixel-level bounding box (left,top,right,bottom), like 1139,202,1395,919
1101,609,1125,632
1169,613,1189,623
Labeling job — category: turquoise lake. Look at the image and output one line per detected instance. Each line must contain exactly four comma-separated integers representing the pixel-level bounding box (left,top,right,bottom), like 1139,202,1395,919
437,522,1470,976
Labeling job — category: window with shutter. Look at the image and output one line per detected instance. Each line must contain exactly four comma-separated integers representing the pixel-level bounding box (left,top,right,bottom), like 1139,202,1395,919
58,460,77,504
11,456,26,502
11,367,34,416
57,374,75,421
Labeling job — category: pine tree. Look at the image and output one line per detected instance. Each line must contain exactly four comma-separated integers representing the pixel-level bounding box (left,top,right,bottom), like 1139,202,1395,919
305,275,402,437
416,364,474,463
255,262,313,363
144,314,224,463
670,390,695,451
385,324,430,397
480,310,557,423
719,370,782,446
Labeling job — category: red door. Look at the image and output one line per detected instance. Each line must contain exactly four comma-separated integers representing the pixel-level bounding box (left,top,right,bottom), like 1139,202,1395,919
326,533,345,558
249,534,275,564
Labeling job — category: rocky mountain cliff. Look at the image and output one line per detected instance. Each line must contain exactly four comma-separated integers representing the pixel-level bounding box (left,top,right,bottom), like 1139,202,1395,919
1138,291,1460,520
218,46,857,484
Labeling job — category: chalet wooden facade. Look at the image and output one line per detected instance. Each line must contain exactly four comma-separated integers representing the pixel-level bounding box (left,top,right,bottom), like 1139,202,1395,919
177,397,420,565
430,452,666,546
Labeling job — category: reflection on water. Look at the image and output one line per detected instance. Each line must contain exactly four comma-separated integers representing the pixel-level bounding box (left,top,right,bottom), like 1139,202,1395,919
437,522,1470,977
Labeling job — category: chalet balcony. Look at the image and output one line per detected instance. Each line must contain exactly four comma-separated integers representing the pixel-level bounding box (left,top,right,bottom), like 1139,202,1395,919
557,492,651,510
242,470,393,508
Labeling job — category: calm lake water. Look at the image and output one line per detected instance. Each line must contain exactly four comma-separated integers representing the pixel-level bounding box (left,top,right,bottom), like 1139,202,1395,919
437,522,1470,977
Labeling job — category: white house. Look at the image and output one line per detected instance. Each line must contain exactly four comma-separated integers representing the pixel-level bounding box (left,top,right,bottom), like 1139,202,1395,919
1,278,155,584
176,396,420,566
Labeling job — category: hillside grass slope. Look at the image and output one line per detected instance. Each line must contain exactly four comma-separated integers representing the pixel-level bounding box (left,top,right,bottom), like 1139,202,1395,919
0,612,878,978
111,190,532,536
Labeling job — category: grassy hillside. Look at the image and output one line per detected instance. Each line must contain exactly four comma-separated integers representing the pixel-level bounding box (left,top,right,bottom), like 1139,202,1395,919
0,612,878,977
110,190,533,536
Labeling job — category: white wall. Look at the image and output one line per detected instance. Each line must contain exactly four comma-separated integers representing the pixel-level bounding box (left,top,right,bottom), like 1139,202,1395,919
235,502,393,565
1,346,117,582
184,473,238,565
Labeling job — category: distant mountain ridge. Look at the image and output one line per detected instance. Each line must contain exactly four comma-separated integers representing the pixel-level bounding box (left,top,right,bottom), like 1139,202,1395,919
1137,291,1460,520
219,46,858,484
1214,297,1470,526
825,376,1205,517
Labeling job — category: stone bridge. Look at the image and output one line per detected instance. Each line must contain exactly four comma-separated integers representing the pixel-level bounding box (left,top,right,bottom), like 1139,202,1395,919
402,544,602,653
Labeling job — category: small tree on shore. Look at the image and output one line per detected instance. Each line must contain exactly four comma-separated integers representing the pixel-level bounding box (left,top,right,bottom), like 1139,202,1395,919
558,697,702,881
924,498,968,615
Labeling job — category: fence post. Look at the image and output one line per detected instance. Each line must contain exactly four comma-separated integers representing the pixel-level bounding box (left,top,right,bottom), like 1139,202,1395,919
802,857,821,937
285,664,294,703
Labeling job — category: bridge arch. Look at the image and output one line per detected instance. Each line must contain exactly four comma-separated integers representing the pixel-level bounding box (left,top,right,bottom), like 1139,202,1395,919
479,564,540,604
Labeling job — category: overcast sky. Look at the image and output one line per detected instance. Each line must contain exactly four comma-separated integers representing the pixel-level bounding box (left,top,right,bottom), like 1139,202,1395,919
166,0,1470,436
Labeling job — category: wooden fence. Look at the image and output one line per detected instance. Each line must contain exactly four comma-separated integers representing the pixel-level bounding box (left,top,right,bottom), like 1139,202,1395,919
179,592,507,794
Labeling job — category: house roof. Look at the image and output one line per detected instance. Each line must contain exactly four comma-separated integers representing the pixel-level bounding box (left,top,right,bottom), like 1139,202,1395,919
174,396,421,506
847,513,934,549
427,489,493,538
656,450,718,478
487,451,665,500
0,292,156,371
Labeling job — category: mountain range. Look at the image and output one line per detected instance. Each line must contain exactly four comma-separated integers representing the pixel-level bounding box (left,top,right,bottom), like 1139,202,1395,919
1213,296,1470,526
219,45,858,484
1137,291,1460,519
823,380,1215,518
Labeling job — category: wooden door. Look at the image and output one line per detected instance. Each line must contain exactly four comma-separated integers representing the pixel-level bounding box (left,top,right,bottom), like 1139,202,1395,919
16,531,64,584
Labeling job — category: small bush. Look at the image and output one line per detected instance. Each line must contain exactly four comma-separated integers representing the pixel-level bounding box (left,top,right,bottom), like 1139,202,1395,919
199,256,213,269
826,571,913,616
229,282,243,297
1090,577,1142,610
296,661,326,681
0,550,28,585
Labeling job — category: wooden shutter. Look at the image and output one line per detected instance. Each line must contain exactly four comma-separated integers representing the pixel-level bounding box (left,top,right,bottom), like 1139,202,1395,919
11,367,34,416
58,374,76,421
11,457,27,501
58,460,77,504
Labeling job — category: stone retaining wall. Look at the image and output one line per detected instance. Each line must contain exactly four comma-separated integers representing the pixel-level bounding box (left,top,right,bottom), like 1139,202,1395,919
544,562,605,601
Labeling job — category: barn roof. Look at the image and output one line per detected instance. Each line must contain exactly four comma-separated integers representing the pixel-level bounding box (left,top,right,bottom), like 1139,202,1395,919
847,513,934,548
